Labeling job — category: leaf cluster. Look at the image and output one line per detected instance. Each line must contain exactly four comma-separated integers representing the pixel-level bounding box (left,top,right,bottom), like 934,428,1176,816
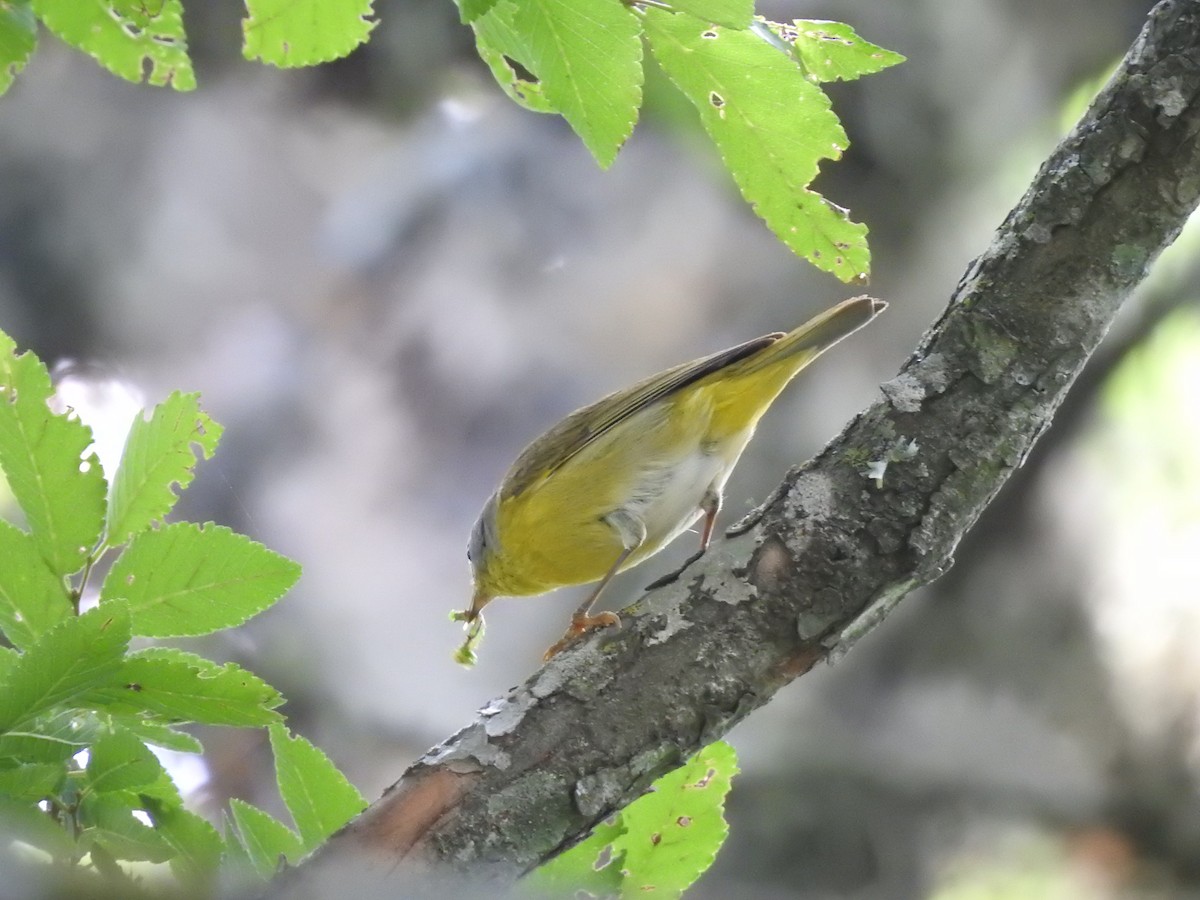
0,328,365,889
0,1,900,280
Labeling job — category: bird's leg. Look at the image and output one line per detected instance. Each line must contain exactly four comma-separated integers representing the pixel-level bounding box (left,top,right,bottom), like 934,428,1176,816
544,513,645,660
644,489,722,591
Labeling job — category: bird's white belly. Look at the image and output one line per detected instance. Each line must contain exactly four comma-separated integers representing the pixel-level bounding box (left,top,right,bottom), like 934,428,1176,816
623,447,730,548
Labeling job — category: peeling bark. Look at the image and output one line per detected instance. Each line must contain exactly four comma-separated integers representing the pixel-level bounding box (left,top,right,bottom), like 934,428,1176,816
287,0,1200,890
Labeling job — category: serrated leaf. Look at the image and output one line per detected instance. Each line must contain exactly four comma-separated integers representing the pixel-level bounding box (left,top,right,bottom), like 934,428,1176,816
80,792,173,863
269,724,365,852
109,715,203,755
0,708,103,764
0,329,107,578
0,761,65,801
472,2,556,114
86,729,163,794
100,522,300,638
671,0,752,29
243,0,376,67
0,2,37,96
0,604,130,734
230,798,304,878
616,741,737,895
511,0,643,168
645,11,870,281
95,648,284,727
29,0,194,89
107,391,223,548
146,800,224,884
767,19,905,83
0,519,72,650
456,0,501,24
534,742,738,898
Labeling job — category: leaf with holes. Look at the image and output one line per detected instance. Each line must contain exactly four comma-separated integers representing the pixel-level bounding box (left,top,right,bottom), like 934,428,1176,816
30,0,194,89
645,11,869,281
534,741,738,898
768,19,906,83
244,0,376,67
107,391,222,548
0,328,107,578
100,522,300,638
472,1,555,114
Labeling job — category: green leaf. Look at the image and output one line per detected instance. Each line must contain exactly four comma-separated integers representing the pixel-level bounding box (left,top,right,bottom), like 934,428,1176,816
100,522,300,638
269,724,366,852
534,742,738,898
79,792,173,863
0,796,75,858
95,648,284,727
106,391,222,548
0,708,103,764
532,812,625,896
455,0,501,24
769,19,905,83
511,0,643,168
0,519,73,650
119,719,203,756
243,0,376,67
644,11,870,281
230,798,305,878
616,741,737,894
472,2,556,114
0,329,107,578
0,2,37,96
0,604,130,733
671,0,752,29
146,800,224,884
30,0,195,89
0,762,65,801
85,729,163,794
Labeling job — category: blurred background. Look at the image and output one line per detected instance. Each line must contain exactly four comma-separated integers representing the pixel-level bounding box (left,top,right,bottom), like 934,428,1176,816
4,0,1200,896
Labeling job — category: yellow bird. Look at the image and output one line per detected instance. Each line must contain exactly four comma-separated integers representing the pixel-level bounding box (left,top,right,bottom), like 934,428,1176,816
454,295,886,663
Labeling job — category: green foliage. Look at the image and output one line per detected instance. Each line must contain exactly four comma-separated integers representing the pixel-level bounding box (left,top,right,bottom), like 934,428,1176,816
0,1,901,280
0,2,35,95
770,19,907,84
532,741,739,898
31,0,195,89
0,327,364,891
100,522,300,637
268,723,367,850
644,11,871,280
244,0,377,67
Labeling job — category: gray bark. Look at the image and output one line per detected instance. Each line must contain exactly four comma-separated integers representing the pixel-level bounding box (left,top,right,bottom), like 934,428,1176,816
288,0,1200,889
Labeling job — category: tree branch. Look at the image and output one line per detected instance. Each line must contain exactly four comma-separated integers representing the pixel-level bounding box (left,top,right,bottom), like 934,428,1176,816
289,0,1200,889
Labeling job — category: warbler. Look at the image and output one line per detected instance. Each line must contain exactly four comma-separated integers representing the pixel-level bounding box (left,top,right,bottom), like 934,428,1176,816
453,295,886,664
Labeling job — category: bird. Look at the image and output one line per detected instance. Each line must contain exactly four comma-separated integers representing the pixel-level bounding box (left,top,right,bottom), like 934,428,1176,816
453,295,886,664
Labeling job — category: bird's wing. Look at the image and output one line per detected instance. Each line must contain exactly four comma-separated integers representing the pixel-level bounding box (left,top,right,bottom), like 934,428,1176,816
503,332,782,498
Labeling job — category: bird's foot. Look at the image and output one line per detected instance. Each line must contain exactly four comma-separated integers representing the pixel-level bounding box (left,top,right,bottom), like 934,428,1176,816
543,611,621,660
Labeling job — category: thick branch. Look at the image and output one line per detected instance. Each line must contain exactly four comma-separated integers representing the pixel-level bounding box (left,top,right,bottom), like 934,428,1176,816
291,0,1200,889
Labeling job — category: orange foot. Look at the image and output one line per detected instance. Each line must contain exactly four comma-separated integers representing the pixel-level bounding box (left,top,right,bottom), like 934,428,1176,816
543,611,621,660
